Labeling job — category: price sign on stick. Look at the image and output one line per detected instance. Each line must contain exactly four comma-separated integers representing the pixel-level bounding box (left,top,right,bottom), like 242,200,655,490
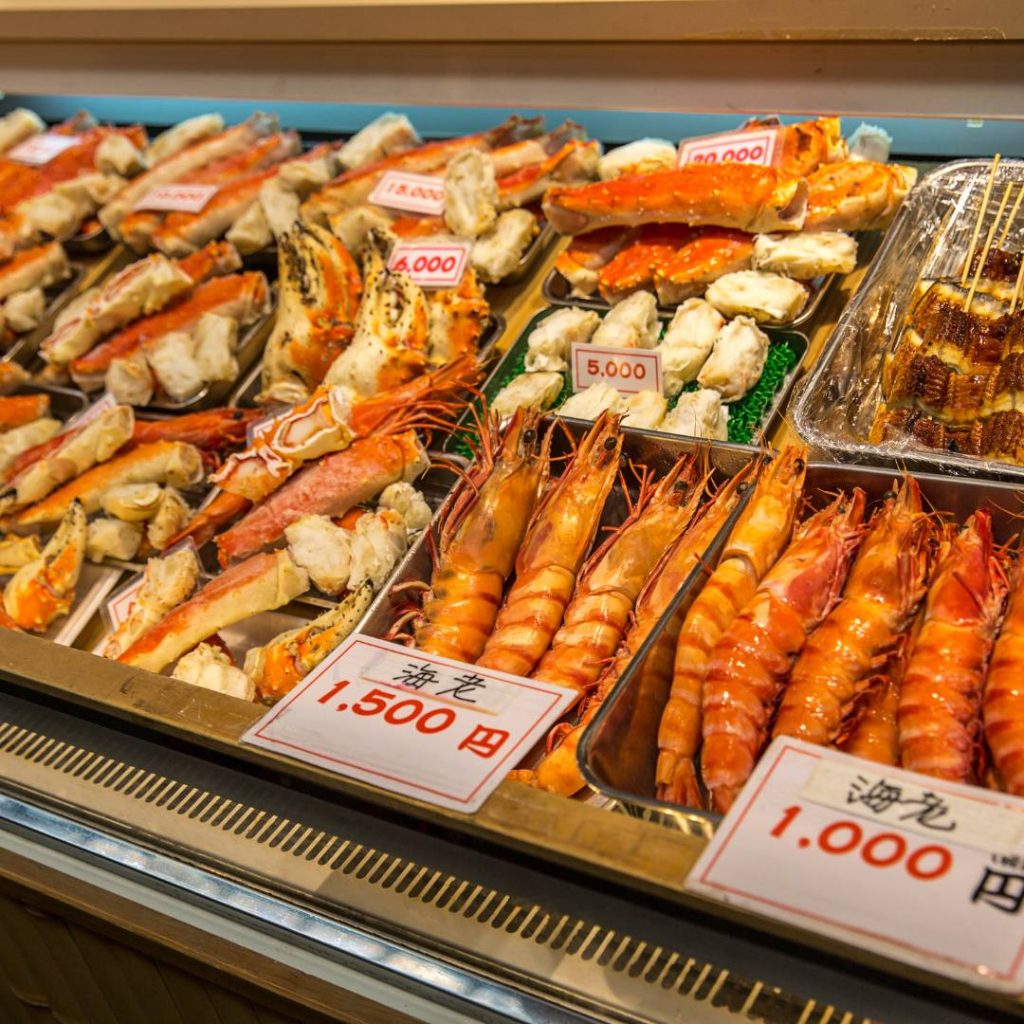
133,184,218,213
685,738,1024,993
242,635,577,813
8,133,81,165
388,242,470,289
369,171,446,216
678,127,780,168
571,343,662,396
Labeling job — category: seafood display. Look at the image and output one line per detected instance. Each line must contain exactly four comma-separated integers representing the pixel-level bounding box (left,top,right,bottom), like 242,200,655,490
0,241,74,345
484,304,803,446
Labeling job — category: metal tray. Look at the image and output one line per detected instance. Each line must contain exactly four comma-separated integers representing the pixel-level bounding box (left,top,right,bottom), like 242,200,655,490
3,262,86,366
64,222,113,257
543,262,835,332
578,460,1024,838
460,305,807,451
228,312,506,410
793,158,1024,480
499,217,556,286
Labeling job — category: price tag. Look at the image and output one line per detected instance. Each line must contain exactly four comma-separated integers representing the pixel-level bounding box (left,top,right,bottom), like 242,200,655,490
677,127,780,168
242,634,577,812
387,241,470,289
106,574,144,629
63,391,118,433
133,184,218,213
7,133,81,165
685,737,1024,993
571,343,662,396
368,171,446,216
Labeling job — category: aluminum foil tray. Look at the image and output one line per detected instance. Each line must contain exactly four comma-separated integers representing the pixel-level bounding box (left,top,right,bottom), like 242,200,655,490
578,460,1024,838
793,158,1024,480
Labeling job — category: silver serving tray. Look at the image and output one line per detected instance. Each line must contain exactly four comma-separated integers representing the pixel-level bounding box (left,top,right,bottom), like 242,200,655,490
793,158,1024,480
543,262,835,331
578,460,1024,838
459,306,807,451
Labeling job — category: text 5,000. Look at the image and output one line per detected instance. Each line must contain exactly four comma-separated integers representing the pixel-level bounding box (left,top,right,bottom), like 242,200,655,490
586,357,647,381
771,804,953,880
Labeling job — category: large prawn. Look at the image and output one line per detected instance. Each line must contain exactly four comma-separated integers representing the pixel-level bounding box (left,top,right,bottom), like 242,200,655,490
531,453,704,695
411,408,549,663
475,412,622,677
899,511,1008,783
773,475,933,747
701,490,866,813
656,447,806,808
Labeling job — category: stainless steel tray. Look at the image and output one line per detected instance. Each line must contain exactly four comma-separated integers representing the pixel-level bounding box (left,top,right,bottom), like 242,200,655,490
578,460,1024,838
228,312,506,409
793,158,1024,480
459,305,807,451
543,262,835,332
3,262,86,366
64,222,114,257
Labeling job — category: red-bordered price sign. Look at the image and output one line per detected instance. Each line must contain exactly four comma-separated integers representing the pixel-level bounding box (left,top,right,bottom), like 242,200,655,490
368,170,446,216
105,575,144,629
7,133,81,165
677,127,780,168
387,241,470,289
686,737,1024,993
571,343,662,395
133,184,218,213
242,634,576,812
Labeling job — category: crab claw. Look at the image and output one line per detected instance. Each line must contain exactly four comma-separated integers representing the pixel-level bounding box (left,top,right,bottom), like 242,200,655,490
3,499,87,631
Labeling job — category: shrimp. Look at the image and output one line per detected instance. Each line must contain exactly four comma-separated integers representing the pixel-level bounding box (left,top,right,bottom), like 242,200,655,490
3,499,86,631
531,453,703,695
525,466,750,797
985,551,1024,796
412,408,548,663
656,446,806,808
475,411,622,677
899,511,1008,783
701,490,866,813
773,475,932,748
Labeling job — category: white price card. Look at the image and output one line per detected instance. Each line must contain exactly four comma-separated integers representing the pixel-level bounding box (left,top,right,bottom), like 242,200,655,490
7,133,81,165
133,184,218,213
387,241,470,289
368,171,446,216
106,574,144,629
678,127,779,168
242,634,577,812
571,343,662,396
685,737,1024,993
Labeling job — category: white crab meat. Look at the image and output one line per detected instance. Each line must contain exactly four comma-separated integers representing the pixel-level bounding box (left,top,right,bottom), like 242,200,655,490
597,139,677,181
193,312,239,384
660,389,729,441
96,135,146,176
105,350,155,406
751,231,857,280
524,306,600,373
225,200,273,254
172,643,255,702
3,287,45,333
86,518,143,563
470,209,538,284
348,509,409,590
558,383,626,420
144,114,223,165
0,108,45,154
146,487,191,550
444,149,498,238
705,270,808,325
328,206,395,252
338,113,419,172
377,482,433,532
492,371,564,419
621,390,667,430
697,315,769,401
0,417,60,474
285,514,353,595
145,330,204,401
591,291,660,349
101,482,164,522
658,298,725,396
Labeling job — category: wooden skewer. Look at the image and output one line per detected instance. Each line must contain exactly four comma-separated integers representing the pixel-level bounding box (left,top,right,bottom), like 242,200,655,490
961,153,1001,286
965,181,1014,312
997,181,1024,248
